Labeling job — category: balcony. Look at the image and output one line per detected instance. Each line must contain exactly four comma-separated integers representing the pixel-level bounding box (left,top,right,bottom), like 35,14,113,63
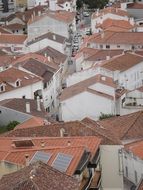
89,171,101,190
122,97,143,108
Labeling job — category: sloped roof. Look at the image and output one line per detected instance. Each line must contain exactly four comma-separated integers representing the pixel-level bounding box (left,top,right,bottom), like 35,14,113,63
3,120,119,145
100,52,143,72
124,139,143,159
92,7,129,19
89,31,143,45
60,74,116,101
98,111,143,141
37,46,67,63
0,98,46,118
0,136,101,175
0,34,27,44
0,161,79,190
15,58,54,82
97,18,134,31
0,67,42,94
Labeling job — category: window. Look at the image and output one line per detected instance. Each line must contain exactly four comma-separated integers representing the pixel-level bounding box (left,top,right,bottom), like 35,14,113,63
46,107,50,112
66,3,68,6
51,96,52,99
125,166,128,177
0,85,4,92
16,80,20,87
100,44,103,49
52,100,54,108
135,171,138,184
22,95,26,99
106,45,110,49
117,45,120,48
43,82,47,89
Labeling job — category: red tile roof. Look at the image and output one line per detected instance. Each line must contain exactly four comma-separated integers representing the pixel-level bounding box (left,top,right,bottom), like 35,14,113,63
89,31,143,45
97,18,134,31
60,74,116,101
92,7,129,19
100,52,143,71
0,34,27,44
0,67,42,94
124,140,143,159
0,136,101,176
0,161,79,190
28,10,75,25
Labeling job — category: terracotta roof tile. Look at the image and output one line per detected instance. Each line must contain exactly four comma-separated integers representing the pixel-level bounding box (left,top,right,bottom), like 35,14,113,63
97,19,134,31
100,52,143,71
15,117,45,130
0,67,42,94
0,136,101,175
92,7,129,19
60,74,116,101
124,140,143,160
0,98,46,118
0,34,27,44
86,49,123,62
0,161,79,190
127,2,143,9
37,46,67,64
28,10,75,25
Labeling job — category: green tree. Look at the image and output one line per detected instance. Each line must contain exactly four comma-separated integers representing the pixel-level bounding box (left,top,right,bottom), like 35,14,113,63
99,112,114,120
77,0,108,9
0,121,20,134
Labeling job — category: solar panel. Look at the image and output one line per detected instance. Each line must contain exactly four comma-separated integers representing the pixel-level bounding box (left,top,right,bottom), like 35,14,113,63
52,153,73,172
30,151,52,164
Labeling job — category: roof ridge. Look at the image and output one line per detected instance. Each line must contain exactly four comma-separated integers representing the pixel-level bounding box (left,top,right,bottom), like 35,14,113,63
121,111,142,139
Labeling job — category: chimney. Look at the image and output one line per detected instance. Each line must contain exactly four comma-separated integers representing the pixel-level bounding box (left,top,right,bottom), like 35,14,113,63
106,55,110,60
38,11,41,17
53,34,56,40
41,141,45,148
25,154,30,166
129,17,134,25
37,96,41,111
47,56,51,62
33,11,35,17
31,14,34,21
101,76,106,81
67,140,71,146
44,53,47,57
60,128,65,137
26,102,30,113
96,9,99,16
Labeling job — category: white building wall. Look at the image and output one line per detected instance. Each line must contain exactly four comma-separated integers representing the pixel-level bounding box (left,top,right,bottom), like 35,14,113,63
123,150,143,185
28,16,72,40
28,38,65,53
66,67,113,87
6,18,25,25
60,91,114,121
100,145,124,190
0,81,43,101
118,61,143,90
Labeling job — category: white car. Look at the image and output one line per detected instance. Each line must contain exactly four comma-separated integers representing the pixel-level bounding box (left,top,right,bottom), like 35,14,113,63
83,12,89,17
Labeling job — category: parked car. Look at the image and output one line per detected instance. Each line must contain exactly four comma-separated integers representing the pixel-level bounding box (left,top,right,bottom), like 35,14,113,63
83,12,89,17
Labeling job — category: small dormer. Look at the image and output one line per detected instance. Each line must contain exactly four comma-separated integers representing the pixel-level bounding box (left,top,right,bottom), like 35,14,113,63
0,83,6,92
15,79,21,87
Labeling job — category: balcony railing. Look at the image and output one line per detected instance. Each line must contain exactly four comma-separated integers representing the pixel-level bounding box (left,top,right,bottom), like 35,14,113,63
89,171,101,190
122,97,143,108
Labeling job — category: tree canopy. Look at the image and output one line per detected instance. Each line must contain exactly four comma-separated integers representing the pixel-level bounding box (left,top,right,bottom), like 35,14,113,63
77,0,108,9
